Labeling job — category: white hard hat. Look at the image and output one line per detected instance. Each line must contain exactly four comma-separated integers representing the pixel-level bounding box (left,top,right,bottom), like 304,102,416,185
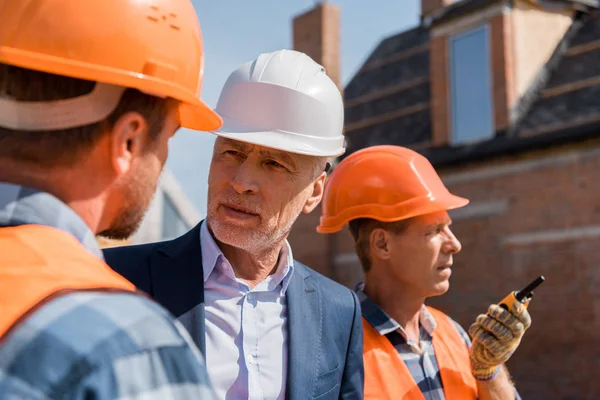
211,49,345,157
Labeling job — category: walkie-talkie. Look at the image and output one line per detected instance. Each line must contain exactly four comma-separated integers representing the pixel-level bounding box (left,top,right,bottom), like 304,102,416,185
499,276,545,310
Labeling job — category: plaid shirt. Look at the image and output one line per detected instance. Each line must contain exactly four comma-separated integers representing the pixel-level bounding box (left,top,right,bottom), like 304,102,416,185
356,283,521,400
0,183,216,399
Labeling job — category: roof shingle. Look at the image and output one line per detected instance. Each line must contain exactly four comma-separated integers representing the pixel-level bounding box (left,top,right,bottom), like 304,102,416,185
342,6,600,165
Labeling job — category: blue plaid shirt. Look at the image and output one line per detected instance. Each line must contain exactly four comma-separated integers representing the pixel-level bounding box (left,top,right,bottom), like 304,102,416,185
356,283,521,400
0,183,216,399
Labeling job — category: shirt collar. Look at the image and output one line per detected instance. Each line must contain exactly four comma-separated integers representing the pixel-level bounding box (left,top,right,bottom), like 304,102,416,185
0,182,104,259
200,221,294,295
355,282,437,338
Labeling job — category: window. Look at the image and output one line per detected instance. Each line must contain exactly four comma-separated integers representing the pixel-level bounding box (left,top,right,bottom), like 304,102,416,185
449,24,494,144
162,192,189,240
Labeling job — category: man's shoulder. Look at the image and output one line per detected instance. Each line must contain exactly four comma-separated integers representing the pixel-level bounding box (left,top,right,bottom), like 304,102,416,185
3,291,190,361
102,223,202,275
0,291,211,398
293,260,359,309
102,242,166,293
103,240,165,265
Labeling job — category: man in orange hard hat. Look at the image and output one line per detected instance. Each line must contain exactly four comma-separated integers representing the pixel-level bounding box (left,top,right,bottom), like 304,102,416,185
318,145,529,400
0,1,221,398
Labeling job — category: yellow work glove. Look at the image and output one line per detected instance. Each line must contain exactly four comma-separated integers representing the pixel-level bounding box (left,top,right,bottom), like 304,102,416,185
468,301,532,380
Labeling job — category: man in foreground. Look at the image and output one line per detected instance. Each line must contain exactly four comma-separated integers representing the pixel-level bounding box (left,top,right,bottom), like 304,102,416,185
0,0,221,398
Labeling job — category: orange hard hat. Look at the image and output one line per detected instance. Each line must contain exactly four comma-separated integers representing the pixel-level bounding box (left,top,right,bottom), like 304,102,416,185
317,145,469,234
0,0,221,131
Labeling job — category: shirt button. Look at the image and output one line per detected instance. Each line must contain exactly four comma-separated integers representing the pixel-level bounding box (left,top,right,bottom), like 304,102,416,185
247,354,254,364
247,293,254,301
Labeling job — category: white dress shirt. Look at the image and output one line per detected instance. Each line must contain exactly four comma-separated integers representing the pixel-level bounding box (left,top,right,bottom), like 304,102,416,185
201,222,294,400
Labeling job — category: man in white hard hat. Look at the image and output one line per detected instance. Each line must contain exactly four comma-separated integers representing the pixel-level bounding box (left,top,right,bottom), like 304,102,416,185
105,49,364,400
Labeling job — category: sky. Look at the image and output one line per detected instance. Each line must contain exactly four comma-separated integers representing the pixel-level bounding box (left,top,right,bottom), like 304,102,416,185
167,0,420,215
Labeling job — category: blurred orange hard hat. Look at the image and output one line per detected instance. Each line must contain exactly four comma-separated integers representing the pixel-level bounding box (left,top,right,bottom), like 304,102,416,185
317,145,469,234
0,0,221,131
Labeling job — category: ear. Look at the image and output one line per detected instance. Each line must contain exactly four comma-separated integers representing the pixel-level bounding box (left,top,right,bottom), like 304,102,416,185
109,112,148,176
302,170,326,214
370,228,392,261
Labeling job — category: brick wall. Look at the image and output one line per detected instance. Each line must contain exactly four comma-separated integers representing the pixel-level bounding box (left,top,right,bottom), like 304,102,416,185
287,204,334,277
426,139,600,399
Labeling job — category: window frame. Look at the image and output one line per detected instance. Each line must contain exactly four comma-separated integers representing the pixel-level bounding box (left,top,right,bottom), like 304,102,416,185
448,23,495,145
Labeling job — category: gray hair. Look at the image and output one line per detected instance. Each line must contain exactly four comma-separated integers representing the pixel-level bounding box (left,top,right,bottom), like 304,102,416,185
310,156,332,180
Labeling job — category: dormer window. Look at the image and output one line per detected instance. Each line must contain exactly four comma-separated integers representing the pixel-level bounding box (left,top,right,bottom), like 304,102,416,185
448,24,494,144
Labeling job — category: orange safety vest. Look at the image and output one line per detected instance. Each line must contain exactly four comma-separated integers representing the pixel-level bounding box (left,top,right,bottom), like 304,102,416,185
363,307,478,400
0,225,136,339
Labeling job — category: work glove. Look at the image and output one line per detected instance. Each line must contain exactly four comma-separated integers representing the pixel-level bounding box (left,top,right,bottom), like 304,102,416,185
468,301,532,380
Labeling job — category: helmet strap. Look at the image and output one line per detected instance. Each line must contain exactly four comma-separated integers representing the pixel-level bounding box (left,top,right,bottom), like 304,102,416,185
0,83,125,131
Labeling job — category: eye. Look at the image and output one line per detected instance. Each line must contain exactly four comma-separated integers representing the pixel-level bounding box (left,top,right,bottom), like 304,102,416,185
426,225,443,236
265,160,286,169
224,149,242,157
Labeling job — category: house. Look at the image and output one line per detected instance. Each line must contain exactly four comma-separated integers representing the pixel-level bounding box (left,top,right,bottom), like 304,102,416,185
290,1,600,398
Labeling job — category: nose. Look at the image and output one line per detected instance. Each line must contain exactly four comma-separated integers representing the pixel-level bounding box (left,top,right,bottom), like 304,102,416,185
443,227,462,254
230,160,259,195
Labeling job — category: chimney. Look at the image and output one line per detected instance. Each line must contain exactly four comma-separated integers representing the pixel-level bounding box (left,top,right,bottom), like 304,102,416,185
292,1,341,89
421,0,454,19
287,2,348,286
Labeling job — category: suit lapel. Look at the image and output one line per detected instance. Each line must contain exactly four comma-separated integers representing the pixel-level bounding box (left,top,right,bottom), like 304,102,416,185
286,263,322,400
150,221,207,355
148,224,324,390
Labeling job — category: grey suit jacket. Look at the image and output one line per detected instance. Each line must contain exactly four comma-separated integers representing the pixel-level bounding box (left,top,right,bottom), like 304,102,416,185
104,221,364,399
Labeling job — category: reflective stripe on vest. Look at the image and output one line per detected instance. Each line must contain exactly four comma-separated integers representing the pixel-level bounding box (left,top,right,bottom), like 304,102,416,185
363,307,478,400
0,225,135,339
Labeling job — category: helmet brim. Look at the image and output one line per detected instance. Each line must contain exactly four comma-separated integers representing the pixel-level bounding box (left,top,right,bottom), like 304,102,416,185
316,193,470,234
179,100,223,131
210,116,345,157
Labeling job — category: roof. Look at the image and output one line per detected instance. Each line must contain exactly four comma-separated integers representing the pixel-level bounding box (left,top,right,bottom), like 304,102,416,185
342,6,600,166
344,26,432,151
427,0,597,24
